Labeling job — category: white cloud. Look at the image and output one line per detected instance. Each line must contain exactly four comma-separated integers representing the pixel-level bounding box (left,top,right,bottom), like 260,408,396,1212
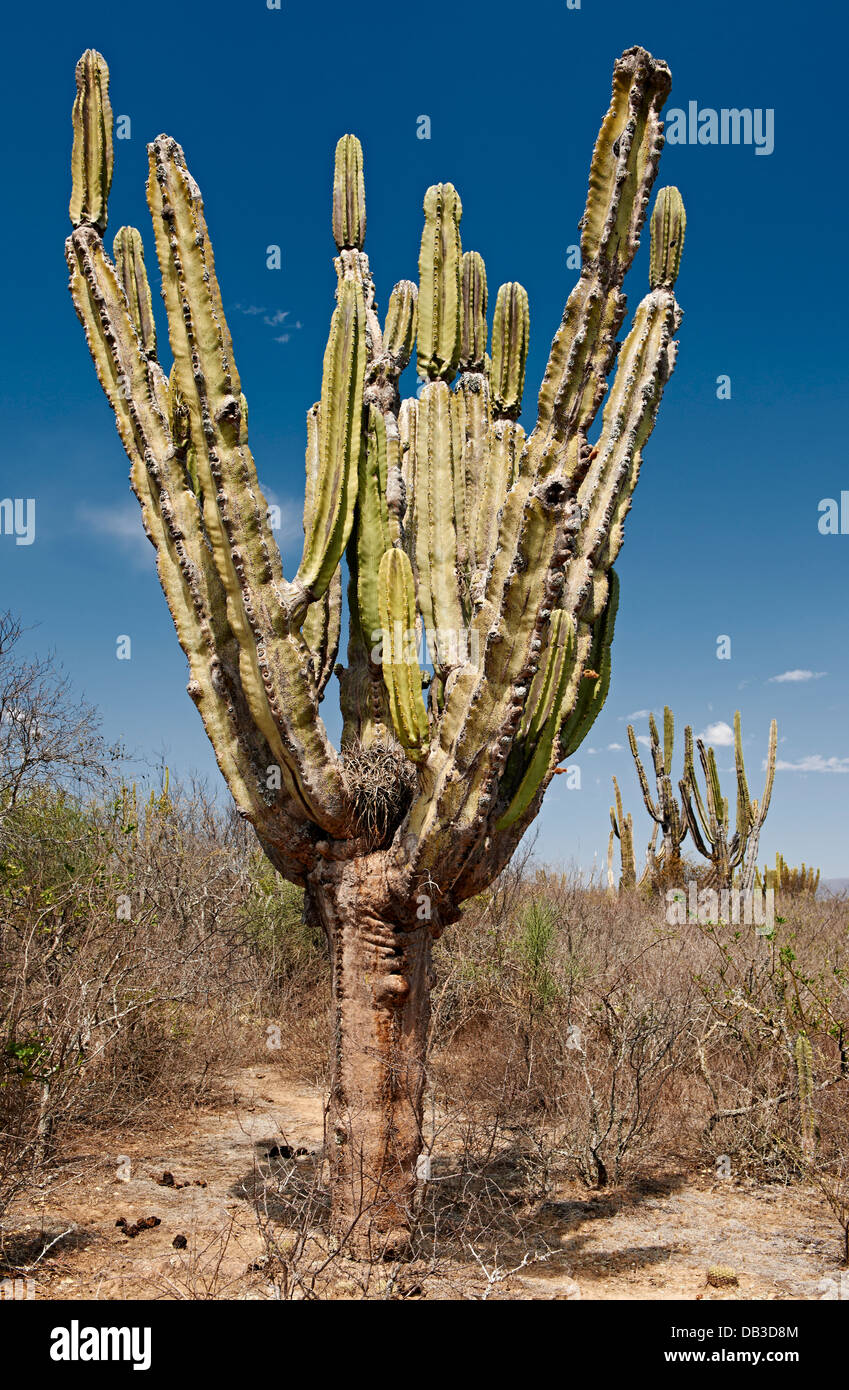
769,669,827,683
775,755,849,774
78,504,149,563
697,720,735,747
624,708,653,721
636,734,651,748
607,742,623,751
260,486,303,545
264,310,290,327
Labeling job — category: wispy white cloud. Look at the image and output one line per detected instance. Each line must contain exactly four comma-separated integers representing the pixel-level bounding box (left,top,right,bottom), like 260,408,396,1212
697,720,735,747
260,486,303,545
636,734,651,748
768,669,827,683
233,303,267,316
264,310,290,327
78,504,149,564
607,742,623,751
623,708,653,721
775,755,849,774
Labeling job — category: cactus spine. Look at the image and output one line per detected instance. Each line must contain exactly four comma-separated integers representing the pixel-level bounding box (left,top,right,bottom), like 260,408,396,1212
65,45,684,1251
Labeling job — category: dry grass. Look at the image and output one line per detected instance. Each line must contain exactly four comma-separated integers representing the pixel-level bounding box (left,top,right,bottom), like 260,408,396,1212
2,776,848,1280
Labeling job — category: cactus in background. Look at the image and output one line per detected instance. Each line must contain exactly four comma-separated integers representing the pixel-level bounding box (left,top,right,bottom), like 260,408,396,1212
795,1032,816,1159
627,706,688,884
608,777,637,890
65,45,684,1254
680,712,777,891
758,853,821,896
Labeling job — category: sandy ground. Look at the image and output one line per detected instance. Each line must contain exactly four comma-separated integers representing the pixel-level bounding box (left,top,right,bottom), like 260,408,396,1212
3,1066,844,1301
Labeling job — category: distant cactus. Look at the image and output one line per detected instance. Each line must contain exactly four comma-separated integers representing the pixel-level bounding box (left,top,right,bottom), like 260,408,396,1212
795,1031,816,1159
608,776,637,890
680,712,777,892
65,45,684,1253
627,706,688,884
758,853,821,897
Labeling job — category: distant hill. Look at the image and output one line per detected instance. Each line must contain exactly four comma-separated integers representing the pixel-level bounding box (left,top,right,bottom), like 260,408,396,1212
820,878,849,898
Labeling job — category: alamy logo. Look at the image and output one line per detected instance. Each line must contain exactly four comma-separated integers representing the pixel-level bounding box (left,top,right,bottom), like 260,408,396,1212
0,497,35,546
50,1321,151,1371
666,882,775,931
664,101,774,156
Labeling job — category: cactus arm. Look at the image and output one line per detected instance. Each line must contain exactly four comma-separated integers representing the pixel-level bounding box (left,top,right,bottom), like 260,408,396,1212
332,134,366,251
378,549,430,758
459,251,488,372
495,612,576,831
145,136,351,829
68,57,350,841
294,278,367,604
628,722,661,823
426,273,678,863
301,404,342,696
489,283,530,421
531,48,671,465
112,227,157,357
470,418,523,607
609,775,636,888
759,718,778,823
302,573,342,698
416,183,463,382
65,230,315,874
382,281,418,378
412,381,468,678
559,568,619,757
401,57,680,892
355,406,395,652
69,50,113,234
740,716,778,892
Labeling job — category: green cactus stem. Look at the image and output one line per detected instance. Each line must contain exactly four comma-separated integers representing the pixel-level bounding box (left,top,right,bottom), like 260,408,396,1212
69,49,112,234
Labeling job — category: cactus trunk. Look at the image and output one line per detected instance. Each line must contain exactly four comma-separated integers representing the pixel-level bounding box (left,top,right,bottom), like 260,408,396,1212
308,861,434,1255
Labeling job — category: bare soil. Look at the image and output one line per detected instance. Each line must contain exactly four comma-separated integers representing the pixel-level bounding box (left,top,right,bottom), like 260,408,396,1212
3,1066,843,1301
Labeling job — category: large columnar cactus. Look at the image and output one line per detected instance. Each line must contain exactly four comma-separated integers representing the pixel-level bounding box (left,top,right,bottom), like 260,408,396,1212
628,705,688,881
65,45,684,1254
680,712,777,893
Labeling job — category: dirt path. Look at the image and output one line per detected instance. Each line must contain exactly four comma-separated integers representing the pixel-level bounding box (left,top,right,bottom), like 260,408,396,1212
4,1066,843,1300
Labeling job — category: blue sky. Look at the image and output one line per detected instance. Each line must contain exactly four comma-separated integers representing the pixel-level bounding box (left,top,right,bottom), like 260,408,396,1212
1,0,847,876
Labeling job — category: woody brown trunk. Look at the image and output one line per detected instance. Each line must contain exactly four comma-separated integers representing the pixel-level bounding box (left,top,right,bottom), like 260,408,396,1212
307,854,434,1259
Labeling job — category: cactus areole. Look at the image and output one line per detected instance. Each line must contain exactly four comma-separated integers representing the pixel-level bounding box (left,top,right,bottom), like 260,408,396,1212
65,45,685,1256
